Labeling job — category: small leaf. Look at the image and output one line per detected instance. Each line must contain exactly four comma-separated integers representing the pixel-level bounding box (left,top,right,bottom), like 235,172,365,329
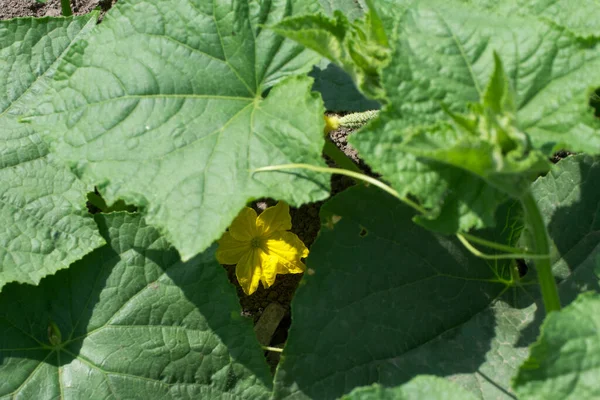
482,52,515,115
513,292,600,400
272,4,391,100
304,1,382,112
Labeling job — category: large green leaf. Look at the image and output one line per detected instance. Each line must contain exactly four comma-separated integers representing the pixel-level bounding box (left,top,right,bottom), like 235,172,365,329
0,213,271,399
0,15,104,291
273,156,600,400
513,292,600,400
341,376,478,400
350,0,600,233
25,0,330,261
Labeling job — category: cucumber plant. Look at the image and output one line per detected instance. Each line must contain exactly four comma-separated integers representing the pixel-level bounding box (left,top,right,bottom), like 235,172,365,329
0,0,599,399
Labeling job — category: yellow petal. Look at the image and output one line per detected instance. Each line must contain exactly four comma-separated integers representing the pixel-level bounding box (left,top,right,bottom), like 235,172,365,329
229,207,258,241
236,249,262,295
257,250,279,289
263,231,308,275
324,115,340,134
216,232,252,265
256,201,292,236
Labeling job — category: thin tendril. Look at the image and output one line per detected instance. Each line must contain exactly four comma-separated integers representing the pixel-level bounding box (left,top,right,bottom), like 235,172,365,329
456,234,550,260
252,163,428,215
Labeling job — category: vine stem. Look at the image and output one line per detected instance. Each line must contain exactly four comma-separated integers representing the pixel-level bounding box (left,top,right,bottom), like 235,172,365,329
456,234,550,260
61,0,72,16
520,191,561,312
253,164,559,310
252,163,428,215
459,232,527,254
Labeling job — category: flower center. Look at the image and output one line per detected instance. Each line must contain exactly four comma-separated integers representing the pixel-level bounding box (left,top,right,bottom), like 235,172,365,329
250,237,262,249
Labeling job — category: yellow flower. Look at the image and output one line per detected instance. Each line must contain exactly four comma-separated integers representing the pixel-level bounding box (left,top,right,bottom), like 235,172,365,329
324,114,340,134
216,201,308,295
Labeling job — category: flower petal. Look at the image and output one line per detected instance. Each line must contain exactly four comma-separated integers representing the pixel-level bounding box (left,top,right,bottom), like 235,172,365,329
258,250,279,288
216,232,252,265
257,201,292,236
236,249,262,295
263,231,308,274
229,207,258,241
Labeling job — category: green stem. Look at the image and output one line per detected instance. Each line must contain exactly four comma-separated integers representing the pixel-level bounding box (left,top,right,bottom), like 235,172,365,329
520,191,561,313
459,232,548,258
252,163,428,215
323,140,362,176
456,233,550,260
60,0,72,16
460,232,526,254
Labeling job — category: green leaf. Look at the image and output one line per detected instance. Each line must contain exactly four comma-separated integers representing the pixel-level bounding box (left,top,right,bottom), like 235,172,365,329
400,55,550,200
318,0,367,21
273,185,523,399
530,155,600,297
25,0,330,261
274,155,600,400
0,15,104,291
0,213,271,399
513,292,600,399
463,0,600,40
522,1,600,40
341,376,478,400
350,0,600,233
307,1,382,112
272,4,391,100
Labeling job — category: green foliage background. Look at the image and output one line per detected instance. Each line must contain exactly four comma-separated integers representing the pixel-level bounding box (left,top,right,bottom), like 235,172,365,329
1,0,599,399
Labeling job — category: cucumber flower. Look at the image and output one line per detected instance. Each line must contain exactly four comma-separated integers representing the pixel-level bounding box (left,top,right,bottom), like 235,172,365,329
216,201,308,295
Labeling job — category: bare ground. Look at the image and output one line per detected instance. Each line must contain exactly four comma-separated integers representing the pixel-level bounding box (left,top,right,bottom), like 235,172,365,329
0,0,116,20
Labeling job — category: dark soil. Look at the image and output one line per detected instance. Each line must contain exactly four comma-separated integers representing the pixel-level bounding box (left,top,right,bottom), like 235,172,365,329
551,149,574,163
0,0,115,19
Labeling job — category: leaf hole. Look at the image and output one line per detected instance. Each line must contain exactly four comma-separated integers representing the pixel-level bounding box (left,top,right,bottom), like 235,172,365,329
359,227,368,237
516,258,528,277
